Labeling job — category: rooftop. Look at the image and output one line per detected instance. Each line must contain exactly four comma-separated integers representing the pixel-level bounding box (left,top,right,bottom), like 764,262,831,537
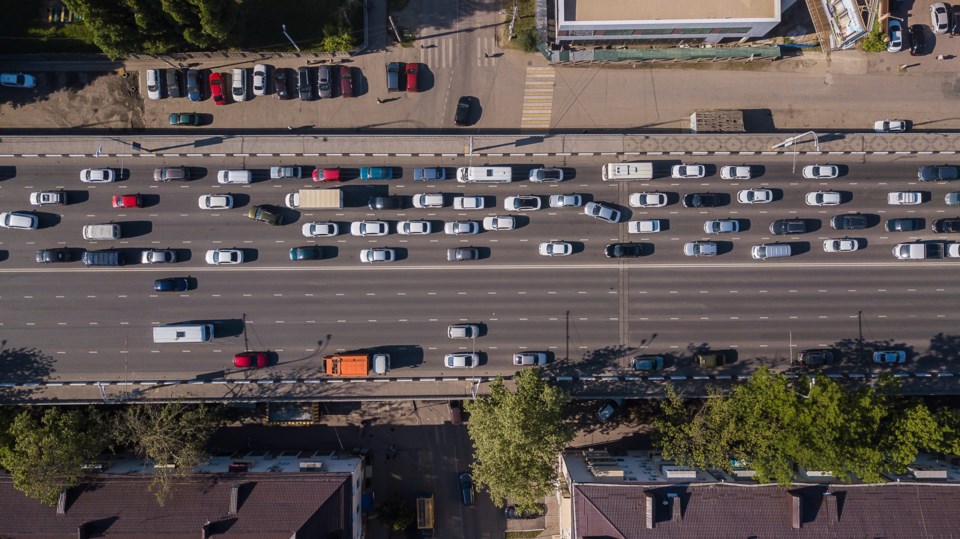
562,0,779,23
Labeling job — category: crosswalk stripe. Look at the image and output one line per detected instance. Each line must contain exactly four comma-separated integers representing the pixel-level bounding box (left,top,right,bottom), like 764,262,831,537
519,66,555,129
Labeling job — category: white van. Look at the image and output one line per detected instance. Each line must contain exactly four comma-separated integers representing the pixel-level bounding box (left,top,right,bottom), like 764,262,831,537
456,166,513,183
602,162,654,181
217,169,253,184
751,244,792,260
153,324,214,343
82,223,121,240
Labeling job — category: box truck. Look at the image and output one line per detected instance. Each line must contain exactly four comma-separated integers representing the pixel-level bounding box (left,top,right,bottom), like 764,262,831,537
285,189,343,209
323,353,370,376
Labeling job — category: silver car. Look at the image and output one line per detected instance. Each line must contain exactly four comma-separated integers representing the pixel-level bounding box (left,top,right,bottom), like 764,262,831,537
683,241,717,257
703,219,739,234
360,248,396,263
80,168,116,183
444,353,479,368
0,212,38,230
141,249,177,264
447,247,480,261
583,202,621,223
528,168,564,182
350,220,389,236
482,216,516,231
549,194,583,208
513,352,547,366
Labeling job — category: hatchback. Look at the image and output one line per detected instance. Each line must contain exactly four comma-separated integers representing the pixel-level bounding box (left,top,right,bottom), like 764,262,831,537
231,68,247,101
209,72,227,105
584,201,621,222
298,67,314,101
234,351,269,368
529,168,564,182
405,62,418,92
112,194,142,208
445,353,479,368
597,399,622,422
312,168,342,182
252,64,267,96
483,216,516,231
339,66,354,97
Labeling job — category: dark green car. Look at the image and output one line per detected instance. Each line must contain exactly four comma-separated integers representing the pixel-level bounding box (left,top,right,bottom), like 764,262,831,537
248,205,283,225
289,246,324,261
168,112,200,126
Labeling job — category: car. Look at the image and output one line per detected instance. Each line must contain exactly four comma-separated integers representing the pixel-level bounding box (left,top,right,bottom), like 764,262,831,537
932,218,960,233
112,194,142,208
948,244,960,258
360,248,396,263
539,241,572,256
205,248,243,265
909,25,925,56
504,195,542,211
629,192,668,208
153,277,189,292
397,220,432,235
445,353,479,368
885,218,923,232
234,351,269,368
29,190,65,206
0,212,38,230
302,222,339,237
448,324,480,339
0,72,37,88
549,194,583,208
682,193,721,208
683,241,717,257
805,191,842,206
198,194,233,210
513,352,547,366
80,168,115,183
154,166,189,182
704,219,739,234
769,219,809,234
947,193,960,205
350,220,389,236
932,2,950,34
252,64,267,96
483,216,516,231
720,165,752,180
453,196,485,210
339,66,354,97
737,189,773,204
802,164,839,179
412,193,445,208
298,66,314,101
289,246,325,261
231,68,247,101
627,220,661,234
696,351,732,367
217,170,252,184
372,353,390,375
141,249,177,264
359,167,393,180
584,202,621,223
954,10,960,36
444,221,479,235
145,69,161,100
797,349,835,366
875,119,907,133
185,70,201,101
918,165,959,181
209,72,227,105
405,62,418,92
604,243,645,258
632,356,664,371
671,164,706,178
273,67,290,99
454,96,472,126
823,238,861,252
168,112,200,126
887,19,904,53
269,165,302,179
597,399,622,422
529,168,564,182
386,62,400,91
447,247,480,261
36,248,74,263
448,400,463,424
318,66,332,98
368,196,402,210
414,167,446,181
873,350,907,364
831,214,868,230
888,191,922,205
248,205,283,225
312,168,341,182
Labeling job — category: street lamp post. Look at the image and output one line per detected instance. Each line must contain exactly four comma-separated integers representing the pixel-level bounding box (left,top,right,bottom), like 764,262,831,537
281,24,301,52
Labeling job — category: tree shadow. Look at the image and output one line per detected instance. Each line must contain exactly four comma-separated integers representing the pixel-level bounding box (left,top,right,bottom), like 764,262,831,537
0,341,56,401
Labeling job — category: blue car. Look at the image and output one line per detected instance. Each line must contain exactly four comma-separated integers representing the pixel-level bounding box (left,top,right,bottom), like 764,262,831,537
186,70,201,101
359,167,394,180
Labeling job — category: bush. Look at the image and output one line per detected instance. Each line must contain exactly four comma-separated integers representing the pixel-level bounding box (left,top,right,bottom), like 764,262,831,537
860,20,887,53
516,28,540,53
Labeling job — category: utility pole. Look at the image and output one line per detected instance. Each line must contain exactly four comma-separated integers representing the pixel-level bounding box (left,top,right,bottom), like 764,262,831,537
281,24,301,52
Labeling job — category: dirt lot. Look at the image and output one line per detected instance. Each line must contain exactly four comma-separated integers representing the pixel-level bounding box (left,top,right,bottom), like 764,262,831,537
0,70,143,129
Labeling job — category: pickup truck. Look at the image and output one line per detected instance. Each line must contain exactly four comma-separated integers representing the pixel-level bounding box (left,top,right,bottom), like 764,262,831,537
893,242,944,260
888,191,922,205
29,190,66,206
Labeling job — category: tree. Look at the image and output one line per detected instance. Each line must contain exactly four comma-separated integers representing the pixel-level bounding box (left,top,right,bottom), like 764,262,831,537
375,491,415,532
0,408,107,506
465,369,573,515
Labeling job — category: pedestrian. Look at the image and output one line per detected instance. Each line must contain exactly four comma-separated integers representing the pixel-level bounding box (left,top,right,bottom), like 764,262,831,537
483,52,490,58
177,62,184,69
376,97,383,104
287,125,294,131
938,54,945,60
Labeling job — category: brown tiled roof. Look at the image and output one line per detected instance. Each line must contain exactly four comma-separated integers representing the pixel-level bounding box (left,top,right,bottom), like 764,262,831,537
574,482,960,539
0,472,352,539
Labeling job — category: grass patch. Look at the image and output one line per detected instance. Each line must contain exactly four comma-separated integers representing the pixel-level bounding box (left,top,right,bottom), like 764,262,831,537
242,0,363,52
0,0,99,54
502,0,540,52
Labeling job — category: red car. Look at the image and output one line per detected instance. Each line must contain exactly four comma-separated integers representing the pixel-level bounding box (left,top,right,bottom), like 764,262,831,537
112,194,142,208
406,63,419,92
234,351,269,368
312,167,342,182
339,66,353,98
209,72,227,105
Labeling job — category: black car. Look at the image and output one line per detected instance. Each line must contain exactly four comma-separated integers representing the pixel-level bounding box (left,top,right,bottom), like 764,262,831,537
769,219,809,234
797,349,835,367
298,66,314,101
909,24,925,56
918,165,959,181
682,193,721,208
886,218,923,232
932,218,960,233
454,96,473,126
604,243,645,258
831,214,868,230
290,246,325,260
273,68,290,99
35,248,73,263
153,277,189,292
953,11,960,36
459,473,475,506
368,196,402,210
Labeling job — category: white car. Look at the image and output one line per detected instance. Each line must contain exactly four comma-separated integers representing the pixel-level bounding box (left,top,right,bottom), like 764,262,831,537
720,165,752,180
946,193,960,206
671,164,706,178
802,165,839,179
504,196,542,211
302,222,339,237
703,219,739,233
231,68,247,101
360,248,396,263
823,238,861,253
947,243,960,258
80,168,116,183
350,220,389,236
888,191,922,205
398,220,432,235
141,249,177,264
932,2,949,34
683,241,717,257
0,212,38,230
737,189,773,204
29,191,65,206
145,69,161,100
483,216,516,231
549,194,583,208
198,194,233,210
205,248,243,265
538,241,572,256
252,64,267,96
874,119,907,133
628,192,667,208
584,202,621,223
805,191,842,206
444,353,479,368
627,220,661,233
444,221,479,235
453,196,484,210
413,193,445,208
887,19,904,53
0,72,36,88
528,168,564,182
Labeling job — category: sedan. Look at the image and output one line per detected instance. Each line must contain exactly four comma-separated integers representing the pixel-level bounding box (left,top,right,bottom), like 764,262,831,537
80,168,115,183
769,219,809,234
874,119,907,133
683,241,717,257
584,201,621,223
153,277,189,292
873,350,907,364
112,194,142,208
801,164,839,179
405,62,418,92
445,353,479,368
444,221,479,235
234,351,269,368
141,249,177,264
529,168,564,182
273,68,290,99
704,219,739,234
0,72,37,88
231,67,247,101
483,215,516,231
737,189,773,204
186,70,201,101
797,349,835,367
36,248,74,263
447,247,480,261
682,193,721,208
805,191,842,206
398,220,432,235
289,246,325,261
885,218,923,232
513,352,547,366
947,193,960,205
549,194,582,208
198,194,233,210
628,192,667,207
209,72,227,105
252,64,267,96
604,243,645,258
146,69,161,99
453,196,485,210
302,222,339,237
918,165,959,181
350,221,389,236
539,241,572,256
831,214,868,230
504,195,542,211
671,164,706,178
627,220,661,234
168,112,200,126
932,2,950,34
205,249,243,265
360,248,396,263
910,25,925,56
458,472,475,506
720,165,751,180
887,19,904,52
0,212,38,230
823,238,861,253
454,96,472,126
932,218,960,233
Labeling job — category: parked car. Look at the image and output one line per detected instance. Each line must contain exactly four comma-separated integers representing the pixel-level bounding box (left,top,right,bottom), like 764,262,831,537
632,356,664,371
797,349,835,366
406,62,419,92
0,72,36,88
932,2,950,34
273,68,290,99
386,62,400,92
696,351,731,367
145,69,161,100
318,66,332,98
298,66,314,101
252,64,267,96
339,66,354,97
887,19,904,52
231,68,247,101
873,350,907,364
444,353,479,368
596,399,622,422
209,72,227,105
186,70,201,101
875,119,908,133
909,25,925,56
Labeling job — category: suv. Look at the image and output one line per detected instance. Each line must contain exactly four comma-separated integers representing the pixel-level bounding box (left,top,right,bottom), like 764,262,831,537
918,165,959,181
769,219,809,234
248,205,283,225
831,214,867,230
298,67,314,101
154,167,189,182
932,218,960,233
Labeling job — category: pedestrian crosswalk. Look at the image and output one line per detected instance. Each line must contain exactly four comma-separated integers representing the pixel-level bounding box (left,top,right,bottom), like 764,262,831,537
475,36,497,67
520,67,555,130
417,38,455,68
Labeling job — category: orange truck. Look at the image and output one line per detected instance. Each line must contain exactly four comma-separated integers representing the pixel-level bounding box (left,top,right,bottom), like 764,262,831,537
323,353,370,376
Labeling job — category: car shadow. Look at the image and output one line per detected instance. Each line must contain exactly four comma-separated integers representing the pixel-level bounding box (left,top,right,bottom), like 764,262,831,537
117,221,152,238
63,190,89,204
229,193,251,208
786,241,811,255
139,194,161,208
33,212,62,229
714,241,735,255
0,166,16,181
416,63,434,93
